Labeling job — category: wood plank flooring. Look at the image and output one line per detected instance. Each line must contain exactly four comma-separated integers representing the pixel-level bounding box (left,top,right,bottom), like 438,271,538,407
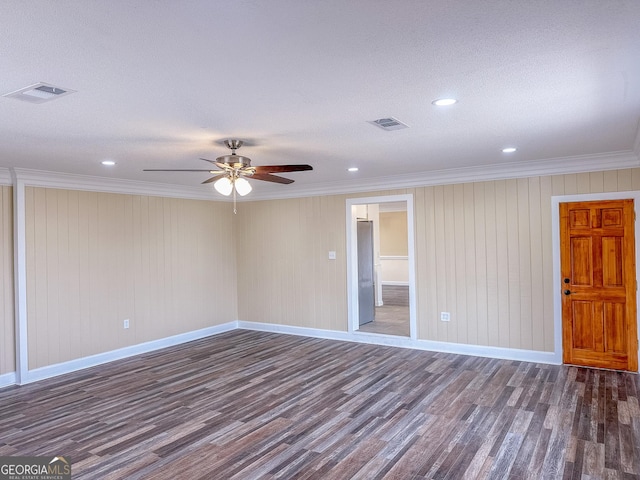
1,330,639,479
381,285,410,307
358,305,410,337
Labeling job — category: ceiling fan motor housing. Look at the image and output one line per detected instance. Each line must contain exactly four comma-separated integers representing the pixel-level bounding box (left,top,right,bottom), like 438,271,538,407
216,154,252,169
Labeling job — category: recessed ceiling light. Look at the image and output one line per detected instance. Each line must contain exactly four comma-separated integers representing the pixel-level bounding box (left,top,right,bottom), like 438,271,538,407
432,98,457,106
502,147,517,153
347,167,359,172
101,160,116,166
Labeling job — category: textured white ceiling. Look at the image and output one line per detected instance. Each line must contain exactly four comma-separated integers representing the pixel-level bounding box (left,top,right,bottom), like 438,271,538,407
1,0,639,197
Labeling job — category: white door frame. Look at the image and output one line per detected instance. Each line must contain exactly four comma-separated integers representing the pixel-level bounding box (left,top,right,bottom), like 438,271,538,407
346,194,417,339
551,190,640,366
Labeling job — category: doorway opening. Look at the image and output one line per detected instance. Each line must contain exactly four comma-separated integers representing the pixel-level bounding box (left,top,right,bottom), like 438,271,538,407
346,194,416,339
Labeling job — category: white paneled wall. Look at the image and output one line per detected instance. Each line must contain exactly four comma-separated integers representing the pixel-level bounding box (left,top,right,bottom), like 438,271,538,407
1,186,14,375
238,170,640,353
4,169,640,375
235,195,349,331
24,188,237,369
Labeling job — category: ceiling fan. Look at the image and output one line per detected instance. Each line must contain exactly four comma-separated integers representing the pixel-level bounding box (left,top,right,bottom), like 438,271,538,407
144,139,313,210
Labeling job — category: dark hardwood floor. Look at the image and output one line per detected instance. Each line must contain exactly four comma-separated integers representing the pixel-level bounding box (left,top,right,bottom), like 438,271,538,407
1,330,639,479
380,285,409,307
358,285,410,336
358,305,410,336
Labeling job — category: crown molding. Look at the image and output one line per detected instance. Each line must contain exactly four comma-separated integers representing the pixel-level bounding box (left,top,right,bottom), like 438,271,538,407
9,168,227,201
249,150,640,200
0,167,11,185
5,149,640,202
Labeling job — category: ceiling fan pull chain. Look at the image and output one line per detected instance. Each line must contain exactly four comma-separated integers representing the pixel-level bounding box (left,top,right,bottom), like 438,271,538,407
233,184,237,214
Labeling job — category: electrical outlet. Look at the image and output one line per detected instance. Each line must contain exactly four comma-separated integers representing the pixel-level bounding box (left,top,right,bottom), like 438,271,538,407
440,312,450,322
123,319,130,329
328,251,336,260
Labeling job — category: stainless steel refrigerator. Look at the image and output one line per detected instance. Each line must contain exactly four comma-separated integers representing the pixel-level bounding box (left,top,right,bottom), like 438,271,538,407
357,220,375,325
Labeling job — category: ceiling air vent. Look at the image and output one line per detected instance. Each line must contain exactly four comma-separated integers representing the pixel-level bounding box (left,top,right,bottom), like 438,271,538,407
369,117,409,131
3,82,76,104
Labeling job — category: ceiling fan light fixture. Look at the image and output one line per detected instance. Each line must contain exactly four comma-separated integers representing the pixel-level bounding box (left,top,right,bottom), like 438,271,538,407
234,177,252,196
214,176,233,196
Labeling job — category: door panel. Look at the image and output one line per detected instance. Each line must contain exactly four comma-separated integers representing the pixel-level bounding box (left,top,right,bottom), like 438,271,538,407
603,301,626,353
357,221,375,326
571,301,594,349
570,237,592,285
602,237,623,286
560,199,638,371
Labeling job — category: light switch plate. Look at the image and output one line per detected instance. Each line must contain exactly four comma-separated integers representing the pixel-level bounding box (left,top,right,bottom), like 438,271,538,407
328,251,336,260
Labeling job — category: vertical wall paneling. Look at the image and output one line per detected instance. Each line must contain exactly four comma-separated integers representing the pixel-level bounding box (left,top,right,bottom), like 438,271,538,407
0,186,15,375
10,166,640,380
576,173,591,193
483,182,499,347
539,176,555,352
453,184,467,344
616,169,632,192
24,188,237,370
433,186,448,342
631,169,640,190
603,170,619,192
236,195,349,331
473,183,488,346
461,183,476,344
528,177,544,351
444,186,457,342
413,188,426,338
505,180,521,349
516,178,532,350
494,180,510,348
235,172,640,354
551,175,566,196
589,171,604,193
564,174,578,195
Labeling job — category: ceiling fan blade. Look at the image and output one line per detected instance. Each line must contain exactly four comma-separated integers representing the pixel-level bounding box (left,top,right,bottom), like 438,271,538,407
143,169,225,172
253,164,313,173
251,173,294,184
202,174,226,184
200,158,230,170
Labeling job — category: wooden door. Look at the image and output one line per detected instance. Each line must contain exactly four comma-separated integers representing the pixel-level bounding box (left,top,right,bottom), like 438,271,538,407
560,199,638,371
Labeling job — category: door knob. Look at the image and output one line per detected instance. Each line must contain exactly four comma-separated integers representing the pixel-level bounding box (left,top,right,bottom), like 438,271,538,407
563,278,570,284
564,289,571,295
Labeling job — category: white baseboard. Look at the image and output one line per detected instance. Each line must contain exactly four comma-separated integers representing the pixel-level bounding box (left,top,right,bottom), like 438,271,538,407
237,321,561,365
381,281,409,286
5,319,562,388
19,322,238,385
0,371,17,389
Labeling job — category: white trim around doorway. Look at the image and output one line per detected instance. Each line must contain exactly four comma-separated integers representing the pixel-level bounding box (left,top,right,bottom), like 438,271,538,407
346,194,417,340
